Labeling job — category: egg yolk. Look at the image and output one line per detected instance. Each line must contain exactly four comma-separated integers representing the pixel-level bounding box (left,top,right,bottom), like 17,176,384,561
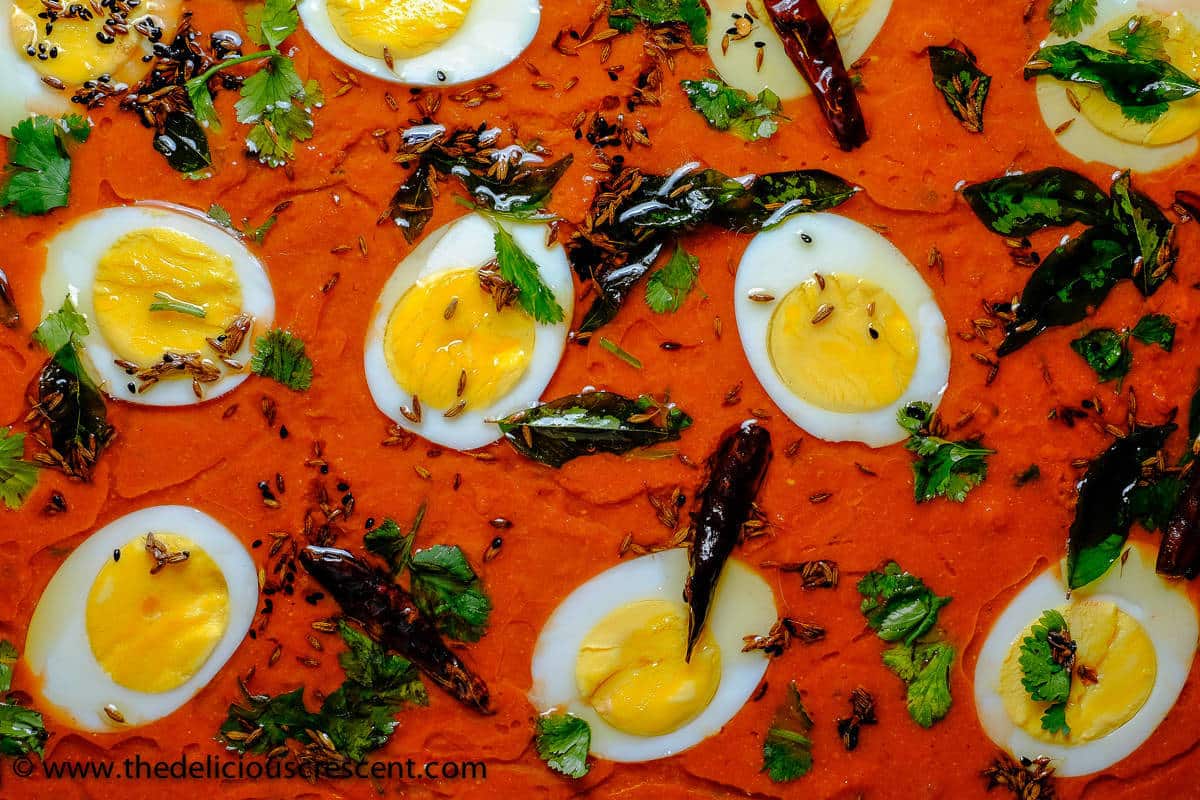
9,0,176,86
767,273,918,413
1074,12,1200,146
575,599,721,737
820,0,869,36
86,534,231,694
999,599,1157,743
92,227,244,366
384,267,534,411
326,0,471,60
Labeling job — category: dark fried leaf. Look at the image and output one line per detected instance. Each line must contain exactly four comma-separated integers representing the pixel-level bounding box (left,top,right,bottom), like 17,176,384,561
711,169,858,233
1110,171,1176,296
1130,313,1175,351
1129,475,1184,532
928,41,991,133
1070,329,1131,383
961,168,1109,236
37,343,114,480
610,0,707,44
153,111,212,174
386,161,434,244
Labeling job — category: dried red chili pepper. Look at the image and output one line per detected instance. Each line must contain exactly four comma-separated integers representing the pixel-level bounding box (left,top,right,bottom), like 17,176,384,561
1158,467,1200,579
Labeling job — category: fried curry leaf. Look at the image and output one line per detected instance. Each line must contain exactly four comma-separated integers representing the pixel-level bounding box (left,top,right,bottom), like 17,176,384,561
1047,0,1097,37
644,244,700,314
363,518,414,574
1070,329,1131,384
1131,313,1175,351
1128,475,1184,532
1068,422,1176,589
762,682,814,783
928,41,991,133
1,114,90,215
445,153,572,217
681,76,785,141
898,402,993,503
37,342,115,481
1108,15,1169,62
535,713,590,779
711,169,858,233
1110,172,1176,296
961,168,1109,237
996,227,1132,356
0,429,37,511
250,329,313,391
578,240,665,335
1025,42,1200,124
609,0,707,44
492,223,565,325
497,391,692,467
858,561,952,645
386,160,435,244
882,641,955,728
408,545,492,643
153,111,211,174
0,641,15,693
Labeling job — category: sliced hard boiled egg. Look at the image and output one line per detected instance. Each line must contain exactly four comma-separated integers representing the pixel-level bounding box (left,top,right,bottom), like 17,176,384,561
530,548,777,762
974,542,1198,777
24,505,258,732
298,0,540,86
39,204,276,406
1035,0,1200,172
364,212,573,451
706,0,893,100
733,213,949,447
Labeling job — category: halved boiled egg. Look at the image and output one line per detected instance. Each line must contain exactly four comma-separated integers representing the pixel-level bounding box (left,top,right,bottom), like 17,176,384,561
1036,0,1200,172
529,548,777,762
298,0,540,86
733,213,949,447
706,0,893,100
24,505,258,732
39,204,276,406
0,0,180,133
974,542,1198,777
364,212,573,451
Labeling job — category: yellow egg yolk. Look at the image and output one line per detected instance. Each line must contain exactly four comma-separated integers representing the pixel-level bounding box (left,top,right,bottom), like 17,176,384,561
10,0,177,86
384,267,534,411
1074,12,1200,146
999,600,1157,743
86,533,231,694
326,0,471,60
92,227,244,366
820,0,869,36
767,273,918,413
575,599,721,737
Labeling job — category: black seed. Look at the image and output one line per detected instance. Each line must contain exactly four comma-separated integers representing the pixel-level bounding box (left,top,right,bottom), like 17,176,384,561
113,548,121,562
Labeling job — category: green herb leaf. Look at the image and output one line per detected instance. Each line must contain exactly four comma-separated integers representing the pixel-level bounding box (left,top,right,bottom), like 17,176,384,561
711,169,858,233
898,402,993,503
1025,42,1200,123
1108,15,1169,61
598,337,643,369
149,291,207,318
858,561,952,645
1047,0,1097,37
961,168,1109,237
385,161,435,244
535,713,590,778
0,429,38,511
408,545,492,643
363,518,414,575
1130,313,1175,351
219,687,319,754
883,642,955,728
1110,172,1176,296
206,203,278,245
1019,610,1072,702
645,244,700,313
497,391,692,468
250,329,313,391
490,223,565,325
928,40,991,133
1068,422,1175,588
244,0,299,49
1041,701,1070,735
1128,475,1184,532
236,56,321,168
33,295,89,356
0,704,48,758
153,111,211,174
610,0,707,44
1,115,90,215
0,641,16,693
762,682,814,782
681,76,785,141
1070,329,1131,383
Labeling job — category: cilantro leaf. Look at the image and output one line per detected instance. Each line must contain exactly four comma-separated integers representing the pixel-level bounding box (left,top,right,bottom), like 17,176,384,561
236,56,322,168
1,115,90,216
250,329,313,391
644,244,699,313
1041,701,1070,735
762,682,814,782
491,223,565,325
898,402,993,503
1070,329,1131,383
219,687,318,754
535,713,590,778
33,295,89,355
364,518,414,574
857,561,951,645
0,429,38,511
206,203,278,245
244,0,299,49
0,704,48,758
610,0,707,44
1108,15,1168,62
1130,313,1174,351
409,545,492,642
1047,0,1097,38
681,77,785,141
1019,610,1072,703
883,642,955,728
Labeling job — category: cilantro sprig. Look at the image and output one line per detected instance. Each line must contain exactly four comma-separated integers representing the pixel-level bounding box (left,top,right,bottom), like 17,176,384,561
1018,610,1074,735
681,76,786,142
490,221,565,325
207,203,278,245
1,115,90,216
0,640,48,757
762,683,814,782
881,641,955,728
535,713,590,779
1046,0,1097,38
644,244,700,314
0,429,37,511
898,402,993,503
610,0,707,44
250,329,313,391
1071,313,1175,385
1108,15,1169,62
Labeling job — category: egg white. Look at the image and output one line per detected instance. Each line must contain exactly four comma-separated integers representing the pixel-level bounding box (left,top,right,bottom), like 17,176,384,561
529,548,777,763
706,0,893,101
733,212,950,448
298,0,540,86
973,543,1198,777
0,0,71,134
24,505,259,732
364,212,573,451
39,204,276,407
1035,0,1200,172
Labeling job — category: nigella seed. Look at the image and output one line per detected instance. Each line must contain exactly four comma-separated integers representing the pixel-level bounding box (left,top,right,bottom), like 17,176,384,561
113,548,121,562
868,326,879,340
279,425,289,439
365,517,376,529
436,70,447,82
800,232,814,244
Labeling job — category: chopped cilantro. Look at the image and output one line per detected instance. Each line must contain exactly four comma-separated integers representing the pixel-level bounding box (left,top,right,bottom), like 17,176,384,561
1,115,90,216
1130,313,1174,351
0,641,47,757
645,244,700,313
491,223,565,324
610,0,707,45
857,561,951,645
250,329,313,391
681,76,785,141
761,682,814,782
1018,610,1073,736
364,517,415,575
898,402,993,503
1041,701,1070,735
245,0,299,48
535,713,590,778
206,203,278,245
1108,15,1169,62
1070,329,1131,384
0,429,38,511
1046,0,1097,37
882,641,955,728
33,295,88,355
409,545,492,643
598,337,643,369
